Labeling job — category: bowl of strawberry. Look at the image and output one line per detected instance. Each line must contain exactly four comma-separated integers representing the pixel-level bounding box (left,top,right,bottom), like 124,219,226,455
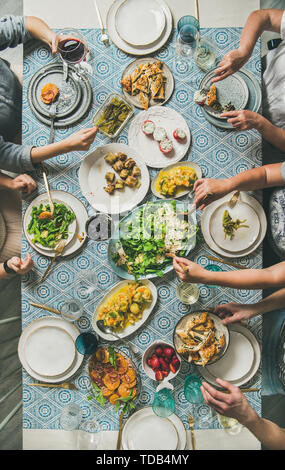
142,341,181,382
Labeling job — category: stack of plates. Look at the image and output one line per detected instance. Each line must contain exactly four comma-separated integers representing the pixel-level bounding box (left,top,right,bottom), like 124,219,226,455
201,191,267,258
121,407,187,450
198,323,261,387
23,190,88,258
107,0,173,55
18,317,84,383
27,63,93,128
199,69,261,129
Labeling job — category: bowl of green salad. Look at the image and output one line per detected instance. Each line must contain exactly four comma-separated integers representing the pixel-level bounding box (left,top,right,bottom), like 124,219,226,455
108,200,198,280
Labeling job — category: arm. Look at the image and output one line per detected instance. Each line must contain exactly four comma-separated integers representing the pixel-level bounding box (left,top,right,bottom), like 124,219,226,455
213,9,284,82
193,162,284,209
0,254,33,280
25,16,57,53
214,287,285,325
201,379,285,450
173,257,285,290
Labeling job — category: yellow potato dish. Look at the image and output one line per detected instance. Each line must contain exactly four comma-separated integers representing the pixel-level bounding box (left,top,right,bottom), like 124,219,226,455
97,282,152,331
155,166,197,197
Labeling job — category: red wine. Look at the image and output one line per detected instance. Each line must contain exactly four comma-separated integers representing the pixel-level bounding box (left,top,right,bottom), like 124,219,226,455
58,38,86,64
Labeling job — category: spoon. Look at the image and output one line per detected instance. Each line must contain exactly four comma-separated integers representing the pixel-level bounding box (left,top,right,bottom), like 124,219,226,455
93,0,109,46
96,320,139,354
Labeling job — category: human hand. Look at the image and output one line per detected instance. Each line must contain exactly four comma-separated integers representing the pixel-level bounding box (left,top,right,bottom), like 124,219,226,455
173,256,206,283
201,378,256,425
219,110,260,131
7,253,34,275
213,302,257,325
193,178,232,209
63,127,98,152
10,174,37,195
212,49,250,83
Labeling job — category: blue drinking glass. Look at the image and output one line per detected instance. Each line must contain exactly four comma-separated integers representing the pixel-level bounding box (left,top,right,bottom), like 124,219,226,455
177,15,200,44
184,374,204,404
152,388,176,418
205,264,223,289
75,331,99,355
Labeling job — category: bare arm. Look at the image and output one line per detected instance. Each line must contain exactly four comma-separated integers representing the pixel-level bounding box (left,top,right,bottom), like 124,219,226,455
213,9,284,82
194,162,284,208
25,16,57,53
173,257,285,290
201,379,285,450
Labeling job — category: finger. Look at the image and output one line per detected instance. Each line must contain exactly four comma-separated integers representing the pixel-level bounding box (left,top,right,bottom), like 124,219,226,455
201,381,233,405
84,126,99,137
215,377,238,394
214,64,229,75
221,315,240,325
220,111,240,118
193,179,204,191
173,259,184,274
211,69,233,83
200,386,227,414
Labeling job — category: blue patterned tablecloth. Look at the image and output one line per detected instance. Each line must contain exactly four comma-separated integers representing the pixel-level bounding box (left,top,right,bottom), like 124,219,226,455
21,28,262,432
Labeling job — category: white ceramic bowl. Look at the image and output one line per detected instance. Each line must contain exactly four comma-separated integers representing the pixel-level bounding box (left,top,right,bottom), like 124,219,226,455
142,340,181,383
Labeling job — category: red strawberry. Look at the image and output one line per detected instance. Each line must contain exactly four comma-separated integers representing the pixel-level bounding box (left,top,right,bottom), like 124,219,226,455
155,370,164,381
169,363,177,374
147,358,153,367
163,346,175,358
155,346,163,356
150,356,160,370
159,357,169,371
161,370,169,377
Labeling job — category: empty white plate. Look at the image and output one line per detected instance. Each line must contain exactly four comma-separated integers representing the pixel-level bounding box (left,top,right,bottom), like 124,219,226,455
205,330,254,382
24,325,76,377
209,201,260,252
115,0,165,46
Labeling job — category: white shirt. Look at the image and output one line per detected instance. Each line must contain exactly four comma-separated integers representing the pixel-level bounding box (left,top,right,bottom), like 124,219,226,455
263,10,285,129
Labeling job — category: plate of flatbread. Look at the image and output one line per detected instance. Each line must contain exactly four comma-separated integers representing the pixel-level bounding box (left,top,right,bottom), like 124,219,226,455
121,58,174,110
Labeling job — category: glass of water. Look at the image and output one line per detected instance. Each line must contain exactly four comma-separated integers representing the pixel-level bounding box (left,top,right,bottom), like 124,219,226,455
217,413,243,435
176,282,199,305
75,271,98,301
77,418,102,450
60,403,83,431
184,374,204,404
194,37,218,72
60,298,84,322
176,16,200,61
152,388,176,418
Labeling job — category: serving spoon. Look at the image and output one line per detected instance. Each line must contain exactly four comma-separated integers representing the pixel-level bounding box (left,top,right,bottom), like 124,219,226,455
96,320,139,354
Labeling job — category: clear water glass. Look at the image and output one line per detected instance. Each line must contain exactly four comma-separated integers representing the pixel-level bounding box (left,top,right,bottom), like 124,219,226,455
75,271,98,301
152,388,176,418
184,374,204,404
194,37,218,72
75,331,99,355
60,298,84,322
217,414,243,435
176,282,199,304
60,403,83,431
176,16,200,61
77,418,102,450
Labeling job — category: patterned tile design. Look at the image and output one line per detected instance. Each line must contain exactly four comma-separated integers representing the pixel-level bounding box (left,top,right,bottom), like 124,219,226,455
22,28,262,431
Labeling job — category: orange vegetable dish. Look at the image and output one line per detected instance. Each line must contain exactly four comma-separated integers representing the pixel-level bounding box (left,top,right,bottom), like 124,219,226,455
89,347,137,408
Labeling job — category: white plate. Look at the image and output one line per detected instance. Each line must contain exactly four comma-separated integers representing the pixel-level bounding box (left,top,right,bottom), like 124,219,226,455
0,211,6,253
201,191,267,258
79,143,150,215
23,190,88,258
107,0,173,56
198,323,261,387
24,197,77,252
151,161,202,199
24,325,76,377
122,407,186,450
205,331,254,381
92,279,157,341
121,58,174,109
128,106,191,169
115,0,165,46
209,201,260,252
19,316,84,383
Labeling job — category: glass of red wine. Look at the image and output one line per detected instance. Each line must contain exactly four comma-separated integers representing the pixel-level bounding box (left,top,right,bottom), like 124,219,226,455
56,28,89,78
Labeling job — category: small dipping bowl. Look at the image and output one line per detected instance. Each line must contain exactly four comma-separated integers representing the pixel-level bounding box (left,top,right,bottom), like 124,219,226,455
85,213,114,241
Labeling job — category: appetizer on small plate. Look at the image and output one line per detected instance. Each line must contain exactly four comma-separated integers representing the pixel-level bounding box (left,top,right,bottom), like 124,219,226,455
151,161,202,199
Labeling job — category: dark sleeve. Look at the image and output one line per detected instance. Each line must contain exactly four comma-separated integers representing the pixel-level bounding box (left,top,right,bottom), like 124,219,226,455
0,135,35,172
0,15,31,51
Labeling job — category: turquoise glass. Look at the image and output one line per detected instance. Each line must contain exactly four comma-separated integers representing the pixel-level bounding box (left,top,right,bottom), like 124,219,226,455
177,15,200,44
205,264,223,289
152,388,176,418
184,374,204,404
75,331,99,355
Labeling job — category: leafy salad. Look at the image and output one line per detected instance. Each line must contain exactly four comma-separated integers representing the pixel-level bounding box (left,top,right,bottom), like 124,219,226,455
27,202,76,249
112,201,197,278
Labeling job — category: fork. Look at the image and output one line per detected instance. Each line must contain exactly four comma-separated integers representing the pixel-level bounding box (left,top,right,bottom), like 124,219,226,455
228,191,240,208
40,239,66,283
188,414,196,450
48,101,58,144
93,0,109,46
26,382,78,390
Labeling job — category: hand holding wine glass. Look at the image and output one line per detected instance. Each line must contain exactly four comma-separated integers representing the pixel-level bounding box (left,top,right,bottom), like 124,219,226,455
56,28,89,78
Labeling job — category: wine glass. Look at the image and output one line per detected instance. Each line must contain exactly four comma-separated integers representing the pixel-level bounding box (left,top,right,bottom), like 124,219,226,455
194,37,218,72
56,28,89,78
60,298,84,322
60,403,83,431
176,282,199,305
175,16,200,62
77,418,102,450
217,413,243,435
75,271,98,301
